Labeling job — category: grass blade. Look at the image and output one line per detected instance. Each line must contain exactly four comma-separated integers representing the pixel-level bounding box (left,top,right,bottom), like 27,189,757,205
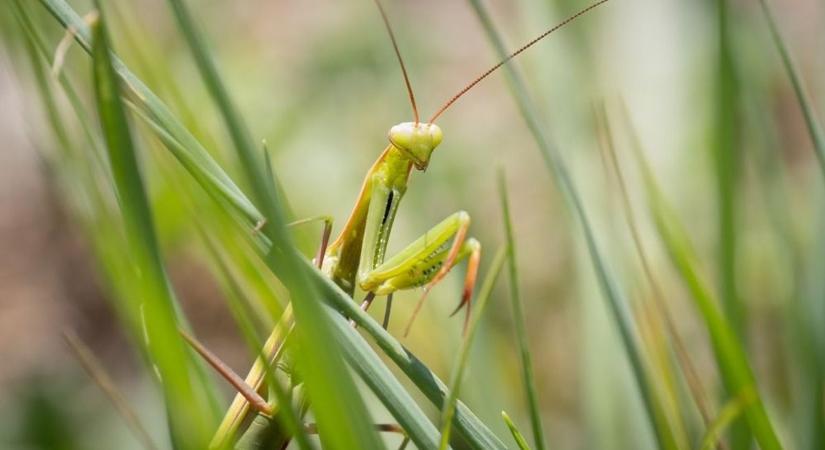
502,411,532,450
594,105,714,433
90,7,211,447
618,106,783,450
699,389,756,450
10,1,70,153
162,0,281,217
63,330,159,450
465,2,679,448
753,10,825,443
40,0,264,226
310,255,507,450
713,3,748,444
758,0,825,178
438,246,508,450
714,0,744,334
498,168,546,450
324,303,445,450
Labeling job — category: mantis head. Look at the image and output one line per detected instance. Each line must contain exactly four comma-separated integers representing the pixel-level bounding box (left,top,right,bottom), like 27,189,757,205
376,0,607,170
389,122,443,171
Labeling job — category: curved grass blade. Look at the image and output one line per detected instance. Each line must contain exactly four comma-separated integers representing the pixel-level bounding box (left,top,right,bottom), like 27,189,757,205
63,330,160,450
307,255,507,450
465,2,678,448
13,0,123,191
90,8,212,447
618,106,783,450
758,0,825,178
438,246,507,450
502,411,532,450
197,232,311,450
711,6,750,446
594,105,714,433
40,0,263,227
324,303,444,450
497,169,546,450
714,0,744,337
699,388,755,450
162,0,285,220
753,18,825,444
10,1,70,154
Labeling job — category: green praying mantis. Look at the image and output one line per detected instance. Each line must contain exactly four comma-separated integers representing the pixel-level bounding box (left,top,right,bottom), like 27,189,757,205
190,0,611,447
321,0,610,335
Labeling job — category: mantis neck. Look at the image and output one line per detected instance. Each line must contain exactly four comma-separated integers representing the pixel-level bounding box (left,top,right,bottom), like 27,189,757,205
375,144,415,191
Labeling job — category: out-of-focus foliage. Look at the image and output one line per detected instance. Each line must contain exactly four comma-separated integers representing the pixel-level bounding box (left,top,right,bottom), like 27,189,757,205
0,0,822,448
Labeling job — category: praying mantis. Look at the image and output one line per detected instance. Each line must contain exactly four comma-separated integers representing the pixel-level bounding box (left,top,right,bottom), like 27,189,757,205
196,0,611,447
321,0,610,335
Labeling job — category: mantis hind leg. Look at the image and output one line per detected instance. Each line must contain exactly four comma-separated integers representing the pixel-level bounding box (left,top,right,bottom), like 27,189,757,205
357,211,481,334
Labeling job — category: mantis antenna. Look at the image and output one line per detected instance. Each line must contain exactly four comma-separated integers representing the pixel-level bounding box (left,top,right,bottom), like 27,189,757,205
373,0,420,124
428,0,610,123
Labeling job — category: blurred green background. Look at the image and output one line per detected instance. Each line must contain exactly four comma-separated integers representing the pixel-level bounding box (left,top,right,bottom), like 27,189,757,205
0,0,823,448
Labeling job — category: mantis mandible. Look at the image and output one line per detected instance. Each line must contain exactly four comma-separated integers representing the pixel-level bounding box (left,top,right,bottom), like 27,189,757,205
199,0,610,446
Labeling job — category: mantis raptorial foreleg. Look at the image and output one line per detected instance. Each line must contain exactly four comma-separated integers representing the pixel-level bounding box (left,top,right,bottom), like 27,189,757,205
358,210,482,334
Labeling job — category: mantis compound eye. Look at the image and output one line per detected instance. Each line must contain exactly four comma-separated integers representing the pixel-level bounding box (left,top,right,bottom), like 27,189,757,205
388,122,443,170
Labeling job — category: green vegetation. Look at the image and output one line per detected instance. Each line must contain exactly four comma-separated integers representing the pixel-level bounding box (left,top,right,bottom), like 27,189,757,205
1,0,820,448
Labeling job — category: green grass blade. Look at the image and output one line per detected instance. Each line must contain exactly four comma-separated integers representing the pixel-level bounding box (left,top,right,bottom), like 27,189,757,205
465,2,678,448
198,231,312,450
699,389,755,450
160,1,386,447
63,330,160,450
619,107,783,450
497,169,546,450
741,64,822,450
12,0,110,176
40,0,264,226
308,256,507,450
714,0,744,336
711,16,752,450
323,303,444,450
10,2,70,154
595,105,711,437
90,8,211,448
502,411,532,450
758,0,825,178
713,3,748,444
230,303,449,450
162,0,281,217
439,246,507,450
746,25,825,443
227,66,382,450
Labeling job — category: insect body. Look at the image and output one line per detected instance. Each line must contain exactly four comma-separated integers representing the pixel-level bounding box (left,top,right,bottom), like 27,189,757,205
314,0,611,333
322,120,480,332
